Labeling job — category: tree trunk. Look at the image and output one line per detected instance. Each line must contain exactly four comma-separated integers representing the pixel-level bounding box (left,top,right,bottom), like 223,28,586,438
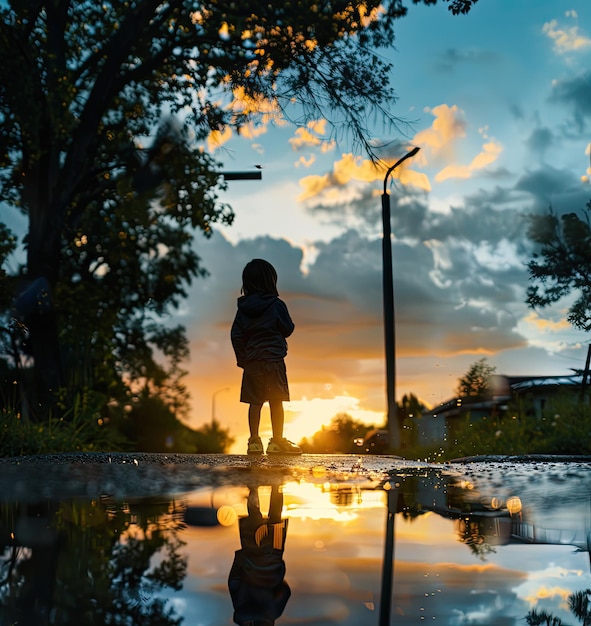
581,343,591,404
19,159,65,416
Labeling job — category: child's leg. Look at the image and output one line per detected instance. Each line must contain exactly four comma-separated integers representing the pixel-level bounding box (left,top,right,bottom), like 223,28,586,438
269,399,284,440
268,484,284,523
248,403,263,438
247,486,262,518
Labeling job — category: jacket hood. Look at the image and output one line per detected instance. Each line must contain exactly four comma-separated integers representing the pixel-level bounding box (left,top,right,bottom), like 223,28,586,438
237,293,278,317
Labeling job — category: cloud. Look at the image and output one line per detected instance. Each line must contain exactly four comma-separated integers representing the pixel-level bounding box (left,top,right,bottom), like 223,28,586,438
433,47,499,73
523,312,571,333
238,121,269,140
297,172,333,201
549,70,591,132
509,104,525,120
206,120,269,151
303,164,533,251
295,154,316,168
289,119,334,151
412,105,502,182
435,140,503,182
525,127,556,156
206,86,285,152
542,19,591,54
207,126,233,152
297,104,505,205
515,166,587,212
372,560,528,626
413,104,467,164
297,152,428,202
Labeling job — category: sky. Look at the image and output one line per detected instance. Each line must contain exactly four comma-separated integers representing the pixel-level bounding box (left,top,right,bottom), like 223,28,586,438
4,0,591,453
178,0,591,452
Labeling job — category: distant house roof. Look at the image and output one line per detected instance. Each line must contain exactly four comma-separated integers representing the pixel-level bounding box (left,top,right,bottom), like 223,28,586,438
509,374,583,391
423,373,586,419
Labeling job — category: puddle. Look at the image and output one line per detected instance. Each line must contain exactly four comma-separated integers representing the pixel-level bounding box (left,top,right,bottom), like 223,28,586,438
1,457,591,625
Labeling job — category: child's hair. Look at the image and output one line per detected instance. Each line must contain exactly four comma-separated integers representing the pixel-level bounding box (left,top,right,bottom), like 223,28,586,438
242,259,279,296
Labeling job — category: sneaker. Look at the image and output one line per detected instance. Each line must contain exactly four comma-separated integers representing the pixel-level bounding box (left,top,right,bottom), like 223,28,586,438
266,437,302,455
247,436,264,455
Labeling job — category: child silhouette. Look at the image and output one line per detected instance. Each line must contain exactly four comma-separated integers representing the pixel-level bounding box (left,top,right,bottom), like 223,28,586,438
231,259,301,455
228,484,291,626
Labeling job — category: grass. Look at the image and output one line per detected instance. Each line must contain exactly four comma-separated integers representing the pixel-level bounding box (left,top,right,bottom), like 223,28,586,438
402,397,591,461
0,392,124,457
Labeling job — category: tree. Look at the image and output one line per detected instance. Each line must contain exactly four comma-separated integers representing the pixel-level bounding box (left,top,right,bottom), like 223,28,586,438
299,412,372,453
0,498,187,625
398,392,427,449
0,0,479,417
570,589,591,626
0,224,16,313
397,393,426,420
525,609,565,626
527,203,591,331
456,358,496,399
0,223,19,374
193,419,236,453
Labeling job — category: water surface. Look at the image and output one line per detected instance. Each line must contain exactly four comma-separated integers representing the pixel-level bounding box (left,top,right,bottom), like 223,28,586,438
1,456,590,625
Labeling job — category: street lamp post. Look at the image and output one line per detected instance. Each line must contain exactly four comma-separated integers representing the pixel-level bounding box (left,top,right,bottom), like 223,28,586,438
381,146,420,452
211,387,229,426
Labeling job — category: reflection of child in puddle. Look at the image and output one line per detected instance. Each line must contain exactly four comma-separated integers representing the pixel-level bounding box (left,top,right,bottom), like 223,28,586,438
228,485,291,626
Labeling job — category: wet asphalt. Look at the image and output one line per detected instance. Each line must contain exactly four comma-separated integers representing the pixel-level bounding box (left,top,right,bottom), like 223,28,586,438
0,452,402,502
1,451,590,503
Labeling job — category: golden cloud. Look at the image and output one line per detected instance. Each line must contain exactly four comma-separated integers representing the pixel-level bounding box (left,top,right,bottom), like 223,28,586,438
407,104,503,183
542,19,591,53
333,153,379,184
308,119,328,135
297,104,483,202
471,140,503,168
290,127,322,150
207,126,233,152
435,140,502,182
297,152,429,201
523,585,572,604
296,154,317,168
523,312,571,332
290,119,329,150
206,86,285,151
239,121,269,140
228,86,283,127
298,173,331,201
435,163,471,181
413,104,467,161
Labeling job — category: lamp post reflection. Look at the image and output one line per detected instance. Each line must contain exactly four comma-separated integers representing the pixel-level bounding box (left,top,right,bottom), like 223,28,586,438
379,481,399,625
381,146,420,452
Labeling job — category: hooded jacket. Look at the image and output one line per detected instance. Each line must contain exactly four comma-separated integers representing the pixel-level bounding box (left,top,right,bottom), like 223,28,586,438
231,293,294,368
